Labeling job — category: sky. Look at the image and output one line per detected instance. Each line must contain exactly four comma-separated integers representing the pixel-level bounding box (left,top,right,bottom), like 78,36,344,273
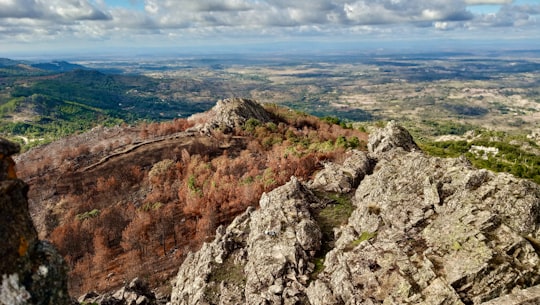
0,0,539,58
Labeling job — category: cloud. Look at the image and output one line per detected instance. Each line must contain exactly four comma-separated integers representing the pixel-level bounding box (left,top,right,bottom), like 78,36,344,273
0,0,110,21
474,4,540,27
464,0,511,4
133,0,477,29
0,0,538,53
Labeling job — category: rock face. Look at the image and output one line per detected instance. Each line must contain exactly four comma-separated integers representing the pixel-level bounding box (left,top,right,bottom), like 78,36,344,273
170,121,540,305
0,138,71,305
78,278,162,305
191,98,274,133
171,177,322,305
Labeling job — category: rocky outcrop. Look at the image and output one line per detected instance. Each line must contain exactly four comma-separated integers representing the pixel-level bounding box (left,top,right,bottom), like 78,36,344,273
170,122,540,305
307,149,540,305
191,98,274,133
171,177,322,305
368,120,419,154
309,150,374,193
77,278,162,305
0,138,71,305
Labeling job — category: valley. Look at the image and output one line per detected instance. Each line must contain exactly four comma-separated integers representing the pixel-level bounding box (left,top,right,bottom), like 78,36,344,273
2,49,540,301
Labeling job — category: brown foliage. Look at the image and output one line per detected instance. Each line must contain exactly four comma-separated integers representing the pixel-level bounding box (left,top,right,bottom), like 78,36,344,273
41,106,368,295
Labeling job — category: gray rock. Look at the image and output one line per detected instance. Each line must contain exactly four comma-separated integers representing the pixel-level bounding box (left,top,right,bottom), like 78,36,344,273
170,177,321,305
192,98,274,134
368,120,419,155
309,150,373,193
307,149,540,305
170,207,253,305
479,284,540,305
78,278,157,305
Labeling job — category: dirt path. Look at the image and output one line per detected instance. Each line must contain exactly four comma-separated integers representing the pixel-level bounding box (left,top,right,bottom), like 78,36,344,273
80,131,195,172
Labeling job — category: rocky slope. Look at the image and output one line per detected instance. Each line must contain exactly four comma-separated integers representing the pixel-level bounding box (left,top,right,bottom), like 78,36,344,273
0,138,71,305
170,121,540,305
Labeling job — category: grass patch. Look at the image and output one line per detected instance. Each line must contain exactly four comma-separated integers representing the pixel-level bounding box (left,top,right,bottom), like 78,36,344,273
314,192,355,252
310,192,355,280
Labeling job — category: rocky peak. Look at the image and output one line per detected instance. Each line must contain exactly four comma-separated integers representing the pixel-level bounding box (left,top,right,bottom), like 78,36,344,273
368,120,419,155
191,98,273,133
0,137,71,305
170,122,540,305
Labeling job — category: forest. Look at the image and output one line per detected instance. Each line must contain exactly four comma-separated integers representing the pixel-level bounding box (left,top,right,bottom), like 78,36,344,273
18,105,366,295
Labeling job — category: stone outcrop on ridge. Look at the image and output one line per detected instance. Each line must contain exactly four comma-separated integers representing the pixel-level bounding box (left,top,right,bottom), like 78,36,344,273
191,98,274,133
171,177,322,305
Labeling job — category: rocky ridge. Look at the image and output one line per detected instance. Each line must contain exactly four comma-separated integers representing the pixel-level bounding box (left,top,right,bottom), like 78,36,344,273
170,121,540,305
0,138,71,305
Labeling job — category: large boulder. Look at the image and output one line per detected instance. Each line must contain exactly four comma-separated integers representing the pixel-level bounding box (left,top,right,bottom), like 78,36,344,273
191,98,274,133
0,138,71,305
368,120,419,155
309,150,374,193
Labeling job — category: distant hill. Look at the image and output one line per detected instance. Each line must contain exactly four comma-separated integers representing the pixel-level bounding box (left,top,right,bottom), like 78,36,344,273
0,60,214,146
0,58,27,67
0,58,45,76
30,61,90,72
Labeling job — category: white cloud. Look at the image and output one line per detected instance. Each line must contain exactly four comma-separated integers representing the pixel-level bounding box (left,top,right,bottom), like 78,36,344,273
464,0,511,4
474,4,540,27
434,21,449,30
0,0,538,54
0,0,110,20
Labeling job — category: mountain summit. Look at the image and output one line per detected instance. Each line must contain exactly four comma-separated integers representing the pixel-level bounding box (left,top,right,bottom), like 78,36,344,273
191,97,274,133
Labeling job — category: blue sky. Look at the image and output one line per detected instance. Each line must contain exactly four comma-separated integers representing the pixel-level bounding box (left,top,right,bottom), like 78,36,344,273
0,0,539,58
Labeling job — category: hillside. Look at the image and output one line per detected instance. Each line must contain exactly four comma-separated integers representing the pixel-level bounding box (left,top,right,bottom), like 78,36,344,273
15,98,367,297
170,121,540,305
0,61,214,147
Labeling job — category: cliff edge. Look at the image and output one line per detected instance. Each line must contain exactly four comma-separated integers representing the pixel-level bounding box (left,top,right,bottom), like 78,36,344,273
0,138,71,305
170,121,540,305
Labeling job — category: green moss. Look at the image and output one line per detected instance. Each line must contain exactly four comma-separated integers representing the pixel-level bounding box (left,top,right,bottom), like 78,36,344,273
346,231,377,251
